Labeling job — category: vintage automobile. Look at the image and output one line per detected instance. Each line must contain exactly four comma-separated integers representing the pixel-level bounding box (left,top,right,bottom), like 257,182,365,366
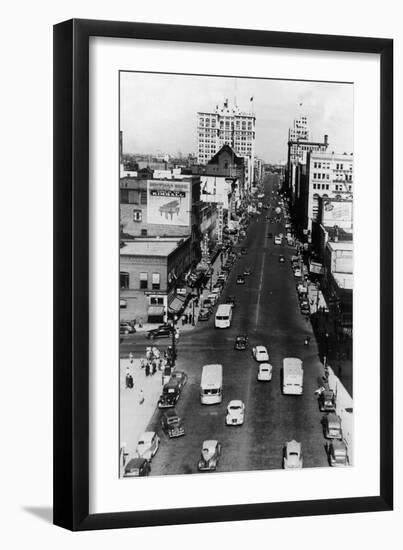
257,363,272,381
326,440,349,467
160,409,185,438
234,334,248,350
202,298,214,309
198,307,211,321
323,413,343,440
169,370,188,390
135,431,160,461
243,266,252,276
278,255,285,263
225,400,245,426
283,440,303,469
120,322,136,335
318,389,336,412
241,247,247,255
197,440,222,471
236,275,246,285
158,379,181,409
274,235,282,245
252,345,270,362
124,457,151,477
267,232,273,238
207,293,219,305
211,286,222,296
225,295,236,307
147,325,172,340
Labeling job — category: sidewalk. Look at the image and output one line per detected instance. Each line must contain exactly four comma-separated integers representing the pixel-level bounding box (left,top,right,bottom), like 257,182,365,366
120,357,165,463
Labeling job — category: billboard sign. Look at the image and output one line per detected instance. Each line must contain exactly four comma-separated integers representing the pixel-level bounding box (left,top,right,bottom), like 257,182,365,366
147,180,190,226
322,199,353,227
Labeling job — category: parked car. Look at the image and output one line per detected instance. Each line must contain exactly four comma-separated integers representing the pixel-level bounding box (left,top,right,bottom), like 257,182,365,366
243,266,252,276
283,440,303,469
124,457,151,477
257,363,272,381
323,413,343,440
241,248,247,255
267,232,273,238
274,236,282,245
147,325,172,340
120,322,136,335
207,293,219,304
161,409,185,438
278,255,285,263
225,400,245,426
158,379,181,409
234,334,248,350
236,275,246,285
135,431,160,461
169,370,188,390
197,440,222,471
202,298,214,309
326,440,349,467
252,345,270,362
293,267,302,277
318,389,336,412
198,307,211,321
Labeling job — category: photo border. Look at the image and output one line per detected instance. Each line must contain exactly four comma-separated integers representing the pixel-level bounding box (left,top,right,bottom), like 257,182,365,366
53,18,393,531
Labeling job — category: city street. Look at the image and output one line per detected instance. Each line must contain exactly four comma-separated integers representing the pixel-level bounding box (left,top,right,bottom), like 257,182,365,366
121,174,329,475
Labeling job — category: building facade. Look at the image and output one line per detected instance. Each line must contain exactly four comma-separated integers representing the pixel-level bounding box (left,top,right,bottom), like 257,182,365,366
197,99,255,187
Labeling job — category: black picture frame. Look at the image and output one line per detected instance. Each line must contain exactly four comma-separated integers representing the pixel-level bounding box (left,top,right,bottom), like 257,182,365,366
53,18,393,531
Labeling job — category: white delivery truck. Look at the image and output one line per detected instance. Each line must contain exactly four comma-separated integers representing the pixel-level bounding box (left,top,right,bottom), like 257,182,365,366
282,358,303,395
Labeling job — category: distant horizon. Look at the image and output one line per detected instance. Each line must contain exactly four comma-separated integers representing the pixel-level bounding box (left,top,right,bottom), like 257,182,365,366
120,72,353,164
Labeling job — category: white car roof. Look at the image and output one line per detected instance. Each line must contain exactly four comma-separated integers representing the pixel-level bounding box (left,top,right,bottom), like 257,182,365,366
202,440,218,449
256,346,268,353
259,363,272,369
286,440,301,452
139,431,155,442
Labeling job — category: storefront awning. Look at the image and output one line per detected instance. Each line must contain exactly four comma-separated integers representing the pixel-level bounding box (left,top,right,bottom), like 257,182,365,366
147,305,165,317
168,295,186,313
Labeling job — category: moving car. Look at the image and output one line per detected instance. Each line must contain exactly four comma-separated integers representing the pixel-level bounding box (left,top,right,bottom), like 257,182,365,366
197,440,222,471
124,457,151,477
236,275,246,285
234,334,248,350
318,388,336,412
323,413,343,440
283,440,303,469
278,255,285,263
120,322,136,335
158,379,181,409
274,236,282,245
225,400,245,426
169,370,188,390
257,363,272,381
243,266,252,276
147,325,172,340
161,409,185,438
135,431,160,461
326,440,349,467
225,295,236,307
252,345,270,362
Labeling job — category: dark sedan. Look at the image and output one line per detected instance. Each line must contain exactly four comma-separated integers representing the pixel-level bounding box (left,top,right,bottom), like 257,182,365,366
147,325,172,340
234,335,248,351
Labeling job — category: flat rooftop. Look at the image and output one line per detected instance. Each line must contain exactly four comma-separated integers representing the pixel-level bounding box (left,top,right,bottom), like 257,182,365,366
120,238,187,257
327,241,354,251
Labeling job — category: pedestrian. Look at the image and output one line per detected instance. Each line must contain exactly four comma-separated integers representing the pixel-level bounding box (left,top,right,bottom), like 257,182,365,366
182,316,185,326
189,313,193,325
129,352,134,364
338,365,342,378
145,362,150,377
140,357,145,369
139,389,144,405
138,317,143,328
152,361,157,375
125,373,133,389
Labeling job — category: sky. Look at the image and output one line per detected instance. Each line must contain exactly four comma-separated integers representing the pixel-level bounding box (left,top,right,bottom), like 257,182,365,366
120,71,353,164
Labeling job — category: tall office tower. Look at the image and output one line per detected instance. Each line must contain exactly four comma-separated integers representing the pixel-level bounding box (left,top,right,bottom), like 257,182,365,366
197,99,256,187
288,115,310,142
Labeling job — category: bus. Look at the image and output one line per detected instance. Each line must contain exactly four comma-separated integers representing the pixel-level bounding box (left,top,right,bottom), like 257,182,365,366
282,357,303,395
215,304,233,329
200,364,223,404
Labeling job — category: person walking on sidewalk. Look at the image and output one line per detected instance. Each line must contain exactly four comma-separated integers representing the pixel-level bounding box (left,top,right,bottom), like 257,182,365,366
139,389,144,405
145,362,150,377
129,352,134,364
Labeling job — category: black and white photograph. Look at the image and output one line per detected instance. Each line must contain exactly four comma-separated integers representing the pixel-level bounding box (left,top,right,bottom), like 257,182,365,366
119,71,354,478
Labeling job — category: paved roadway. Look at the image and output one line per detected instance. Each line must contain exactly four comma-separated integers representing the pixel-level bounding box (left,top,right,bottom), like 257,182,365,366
123,174,329,475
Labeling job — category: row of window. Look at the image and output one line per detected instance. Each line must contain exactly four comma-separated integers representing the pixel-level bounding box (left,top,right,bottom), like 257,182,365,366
313,173,330,180
120,271,161,290
120,189,147,205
